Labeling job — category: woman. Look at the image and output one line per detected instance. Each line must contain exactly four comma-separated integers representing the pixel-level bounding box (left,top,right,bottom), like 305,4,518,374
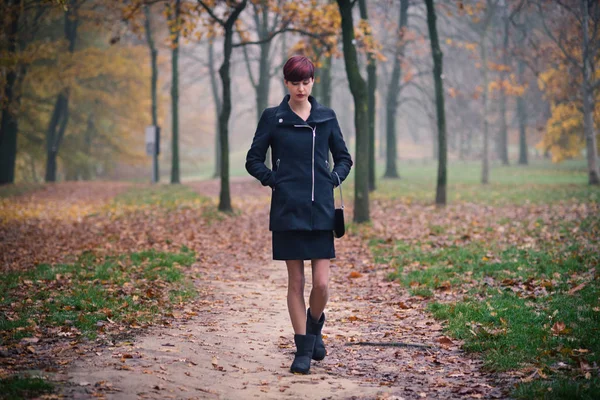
245,55,353,374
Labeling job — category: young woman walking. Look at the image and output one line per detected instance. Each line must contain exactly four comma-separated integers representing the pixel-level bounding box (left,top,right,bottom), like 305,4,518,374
245,55,353,374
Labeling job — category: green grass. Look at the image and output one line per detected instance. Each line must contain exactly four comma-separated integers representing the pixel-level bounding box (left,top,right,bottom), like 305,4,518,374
374,239,596,292
377,236,600,368
0,247,197,344
373,159,599,205
370,172,599,400
0,375,53,399
0,182,44,198
112,184,208,208
376,238,599,395
110,183,224,220
512,377,600,400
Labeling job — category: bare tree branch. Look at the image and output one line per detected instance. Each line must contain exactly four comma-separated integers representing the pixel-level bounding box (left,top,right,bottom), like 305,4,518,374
535,0,582,71
240,30,258,89
232,26,333,48
196,0,225,26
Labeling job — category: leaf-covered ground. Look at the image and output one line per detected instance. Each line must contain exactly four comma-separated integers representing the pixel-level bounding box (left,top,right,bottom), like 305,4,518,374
1,176,597,398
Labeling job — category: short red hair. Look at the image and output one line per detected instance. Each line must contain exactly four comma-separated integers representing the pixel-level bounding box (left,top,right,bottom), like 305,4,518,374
283,55,314,82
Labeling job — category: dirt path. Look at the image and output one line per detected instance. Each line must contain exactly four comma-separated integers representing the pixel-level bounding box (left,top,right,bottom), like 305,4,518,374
42,178,510,399
63,261,393,399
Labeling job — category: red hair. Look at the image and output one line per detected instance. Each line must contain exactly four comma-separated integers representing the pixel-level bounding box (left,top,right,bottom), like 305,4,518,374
283,55,314,82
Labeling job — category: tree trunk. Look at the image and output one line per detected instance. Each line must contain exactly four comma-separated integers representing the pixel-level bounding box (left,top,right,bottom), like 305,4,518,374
337,0,369,223
279,32,288,97
256,7,272,169
29,153,38,182
425,0,447,206
45,92,70,182
358,0,377,192
315,53,333,166
315,55,333,108
218,0,248,212
517,58,528,165
481,31,490,185
255,6,271,121
81,112,94,180
384,0,408,179
208,40,222,179
0,0,21,185
145,4,160,182
45,0,78,182
580,0,600,185
170,0,181,184
497,1,509,165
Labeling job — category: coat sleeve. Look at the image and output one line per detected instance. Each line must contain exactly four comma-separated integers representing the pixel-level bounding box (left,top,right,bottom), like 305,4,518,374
329,112,353,187
245,109,276,188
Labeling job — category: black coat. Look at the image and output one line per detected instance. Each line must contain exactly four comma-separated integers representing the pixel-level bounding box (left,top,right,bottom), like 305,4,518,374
246,95,353,231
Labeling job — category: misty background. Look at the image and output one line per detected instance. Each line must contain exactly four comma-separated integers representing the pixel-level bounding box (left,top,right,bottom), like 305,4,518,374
0,0,597,194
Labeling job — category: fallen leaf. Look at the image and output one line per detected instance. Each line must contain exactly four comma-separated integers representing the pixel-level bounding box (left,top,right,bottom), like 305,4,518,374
437,336,453,347
568,282,587,295
551,322,567,335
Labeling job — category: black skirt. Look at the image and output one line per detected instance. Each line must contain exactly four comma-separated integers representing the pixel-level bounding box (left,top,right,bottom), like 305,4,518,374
272,230,335,261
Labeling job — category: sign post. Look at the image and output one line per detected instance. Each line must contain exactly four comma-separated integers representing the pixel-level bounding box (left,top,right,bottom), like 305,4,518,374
145,125,160,183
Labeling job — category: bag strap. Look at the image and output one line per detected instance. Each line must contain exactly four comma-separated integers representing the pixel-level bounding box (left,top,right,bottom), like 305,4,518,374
334,171,344,209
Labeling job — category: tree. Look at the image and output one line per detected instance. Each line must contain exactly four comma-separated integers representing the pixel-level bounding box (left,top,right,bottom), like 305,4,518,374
384,0,409,179
509,3,531,165
425,0,447,205
496,0,509,165
45,0,80,182
336,0,369,223
197,0,249,212
208,39,222,178
0,0,23,185
0,1,56,184
169,0,181,184
535,0,600,184
144,3,160,182
358,0,377,192
456,0,500,184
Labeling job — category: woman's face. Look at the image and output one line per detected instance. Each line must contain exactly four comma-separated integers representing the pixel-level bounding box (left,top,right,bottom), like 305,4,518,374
285,77,314,103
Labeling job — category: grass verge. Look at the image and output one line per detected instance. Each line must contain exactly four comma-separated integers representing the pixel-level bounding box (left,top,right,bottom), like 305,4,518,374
0,247,197,344
0,375,53,400
373,159,600,205
0,183,44,199
371,215,600,398
110,183,222,221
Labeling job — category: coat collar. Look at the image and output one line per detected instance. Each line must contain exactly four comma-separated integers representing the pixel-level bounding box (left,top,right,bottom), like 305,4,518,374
275,94,334,126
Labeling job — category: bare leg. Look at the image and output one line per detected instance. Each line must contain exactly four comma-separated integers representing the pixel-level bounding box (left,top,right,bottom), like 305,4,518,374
309,258,330,320
286,260,306,334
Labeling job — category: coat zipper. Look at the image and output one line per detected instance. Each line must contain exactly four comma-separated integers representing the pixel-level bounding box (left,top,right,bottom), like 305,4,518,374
294,124,316,202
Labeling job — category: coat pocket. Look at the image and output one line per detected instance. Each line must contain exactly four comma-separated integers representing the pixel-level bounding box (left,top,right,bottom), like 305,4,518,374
273,158,281,190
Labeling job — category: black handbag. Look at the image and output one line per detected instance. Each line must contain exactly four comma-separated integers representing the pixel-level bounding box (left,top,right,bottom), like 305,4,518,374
333,172,345,238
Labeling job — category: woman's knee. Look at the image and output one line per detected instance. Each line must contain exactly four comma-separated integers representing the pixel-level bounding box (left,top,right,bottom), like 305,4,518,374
311,259,330,295
312,279,328,295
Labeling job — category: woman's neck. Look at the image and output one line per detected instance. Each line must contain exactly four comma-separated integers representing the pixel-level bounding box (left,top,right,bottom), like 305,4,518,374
288,97,311,113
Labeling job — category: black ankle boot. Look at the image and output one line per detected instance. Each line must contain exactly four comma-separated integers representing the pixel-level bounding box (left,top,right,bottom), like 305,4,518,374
290,334,316,374
306,308,326,361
